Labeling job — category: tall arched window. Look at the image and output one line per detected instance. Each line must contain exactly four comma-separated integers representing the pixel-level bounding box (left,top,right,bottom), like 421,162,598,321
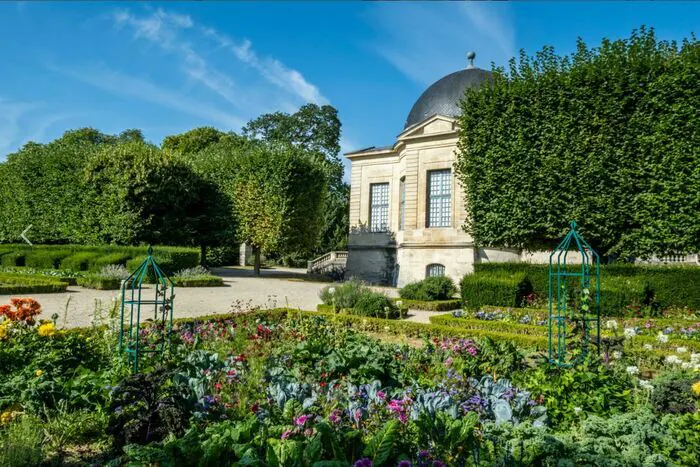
426,263,445,277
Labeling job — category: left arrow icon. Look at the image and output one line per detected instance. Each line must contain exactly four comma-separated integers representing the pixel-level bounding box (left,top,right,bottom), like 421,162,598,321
21,225,32,246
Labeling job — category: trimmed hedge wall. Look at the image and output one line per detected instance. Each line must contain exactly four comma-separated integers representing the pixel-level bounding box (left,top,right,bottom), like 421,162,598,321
0,273,68,294
460,272,532,310
472,262,700,313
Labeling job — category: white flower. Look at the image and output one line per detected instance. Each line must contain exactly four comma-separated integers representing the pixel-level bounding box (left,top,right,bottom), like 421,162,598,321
612,351,622,360
395,300,403,307
328,287,336,295
676,346,688,353
690,353,700,364
656,332,669,343
639,379,654,391
643,344,653,351
681,361,692,369
665,355,682,365
623,327,637,338
625,365,639,375
573,407,582,415
605,320,618,330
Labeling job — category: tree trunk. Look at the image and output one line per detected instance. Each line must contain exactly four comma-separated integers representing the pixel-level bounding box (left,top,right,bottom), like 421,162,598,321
200,243,207,268
253,247,261,277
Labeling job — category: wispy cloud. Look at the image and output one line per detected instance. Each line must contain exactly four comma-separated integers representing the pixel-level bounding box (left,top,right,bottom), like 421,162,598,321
0,98,38,154
367,3,515,86
112,7,327,113
0,98,74,156
203,29,328,105
48,64,245,129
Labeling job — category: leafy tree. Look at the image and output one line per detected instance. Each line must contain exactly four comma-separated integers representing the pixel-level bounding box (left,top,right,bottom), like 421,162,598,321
454,27,700,260
162,127,238,156
243,104,348,257
82,140,205,245
0,129,113,244
233,141,327,275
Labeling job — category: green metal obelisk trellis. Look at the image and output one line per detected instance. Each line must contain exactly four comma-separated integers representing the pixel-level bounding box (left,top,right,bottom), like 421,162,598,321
548,221,601,367
118,247,175,372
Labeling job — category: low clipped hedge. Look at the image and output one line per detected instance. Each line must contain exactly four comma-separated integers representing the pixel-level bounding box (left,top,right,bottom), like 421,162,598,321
1,252,26,267
0,273,68,294
393,298,461,311
24,249,72,269
173,275,224,287
460,272,533,310
0,244,200,276
76,275,122,290
60,252,102,271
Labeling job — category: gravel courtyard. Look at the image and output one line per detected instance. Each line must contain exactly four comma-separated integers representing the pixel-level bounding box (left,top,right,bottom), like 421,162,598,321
0,267,423,328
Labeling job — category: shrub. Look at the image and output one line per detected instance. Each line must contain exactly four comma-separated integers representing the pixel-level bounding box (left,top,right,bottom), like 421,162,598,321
649,373,697,415
170,266,224,287
350,291,400,319
205,245,239,267
460,272,532,309
76,275,122,290
60,252,101,271
319,279,368,309
400,276,457,301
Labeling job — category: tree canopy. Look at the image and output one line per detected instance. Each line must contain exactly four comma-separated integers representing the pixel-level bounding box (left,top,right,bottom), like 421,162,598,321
233,141,328,274
455,27,700,260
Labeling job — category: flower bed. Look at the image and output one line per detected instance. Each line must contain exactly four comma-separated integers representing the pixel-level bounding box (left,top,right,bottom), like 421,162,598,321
392,298,462,312
0,303,697,465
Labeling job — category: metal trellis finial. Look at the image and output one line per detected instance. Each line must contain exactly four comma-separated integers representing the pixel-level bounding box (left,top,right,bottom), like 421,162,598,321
147,245,153,256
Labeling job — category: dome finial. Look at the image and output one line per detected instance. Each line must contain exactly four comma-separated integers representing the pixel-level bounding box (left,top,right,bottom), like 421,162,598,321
467,51,476,69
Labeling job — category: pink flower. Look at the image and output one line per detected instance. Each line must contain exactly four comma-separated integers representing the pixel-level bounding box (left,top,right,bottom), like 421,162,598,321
376,390,386,399
445,357,453,367
281,429,293,440
295,414,310,426
304,428,313,436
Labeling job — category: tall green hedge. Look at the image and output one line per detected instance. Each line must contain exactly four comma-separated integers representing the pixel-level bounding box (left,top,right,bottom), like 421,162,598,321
472,262,700,312
455,28,700,260
460,272,533,310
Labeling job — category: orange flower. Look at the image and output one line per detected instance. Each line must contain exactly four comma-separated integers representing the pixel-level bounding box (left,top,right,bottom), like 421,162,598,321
0,298,42,324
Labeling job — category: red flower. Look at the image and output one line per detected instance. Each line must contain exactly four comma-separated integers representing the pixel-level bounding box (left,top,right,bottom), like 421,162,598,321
251,403,259,413
215,383,222,391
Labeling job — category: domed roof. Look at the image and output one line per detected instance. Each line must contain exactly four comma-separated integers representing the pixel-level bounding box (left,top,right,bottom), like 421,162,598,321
404,53,492,129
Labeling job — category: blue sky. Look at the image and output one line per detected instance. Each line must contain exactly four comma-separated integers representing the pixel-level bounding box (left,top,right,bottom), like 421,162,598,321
1,1,698,178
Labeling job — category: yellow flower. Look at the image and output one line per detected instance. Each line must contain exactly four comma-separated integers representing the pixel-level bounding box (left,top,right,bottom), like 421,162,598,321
0,324,8,340
692,381,700,397
35,369,43,377
0,411,13,425
38,322,56,337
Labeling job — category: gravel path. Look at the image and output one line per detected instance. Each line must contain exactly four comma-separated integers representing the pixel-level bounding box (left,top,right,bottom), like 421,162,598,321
0,266,448,328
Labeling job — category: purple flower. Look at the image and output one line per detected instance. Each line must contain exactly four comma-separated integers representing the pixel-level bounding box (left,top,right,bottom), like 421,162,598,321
376,390,386,399
418,450,430,459
432,462,446,467
354,458,372,467
398,461,412,467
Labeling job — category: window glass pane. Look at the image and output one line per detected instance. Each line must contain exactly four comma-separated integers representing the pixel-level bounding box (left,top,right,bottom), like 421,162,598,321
369,183,389,232
427,169,451,227
426,264,445,277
